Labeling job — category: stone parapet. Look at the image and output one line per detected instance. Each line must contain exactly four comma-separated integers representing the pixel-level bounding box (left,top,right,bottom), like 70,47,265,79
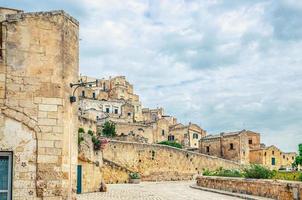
196,176,302,200
102,140,241,182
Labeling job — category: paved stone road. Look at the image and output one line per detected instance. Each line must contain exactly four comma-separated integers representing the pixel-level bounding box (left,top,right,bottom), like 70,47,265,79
77,181,241,200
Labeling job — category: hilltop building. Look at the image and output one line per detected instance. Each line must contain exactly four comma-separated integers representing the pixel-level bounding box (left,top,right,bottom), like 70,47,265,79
78,75,205,149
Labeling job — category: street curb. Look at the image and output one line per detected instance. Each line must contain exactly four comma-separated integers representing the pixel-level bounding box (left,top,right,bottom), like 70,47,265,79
189,185,273,200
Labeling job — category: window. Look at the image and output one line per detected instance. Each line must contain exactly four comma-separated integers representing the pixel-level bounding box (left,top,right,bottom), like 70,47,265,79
264,152,267,156
193,133,198,139
0,152,12,200
249,139,252,144
168,135,175,141
161,130,165,136
114,109,118,114
271,157,276,166
272,151,274,155
283,155,285,159
81,91,85,97
206,146,210,153
230,143,234,150
92,92,96,99
127,112,131,116
292,157,294,160
105,108,110,113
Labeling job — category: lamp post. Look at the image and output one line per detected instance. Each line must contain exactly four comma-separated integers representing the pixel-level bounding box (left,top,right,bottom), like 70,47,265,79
69,78,98,103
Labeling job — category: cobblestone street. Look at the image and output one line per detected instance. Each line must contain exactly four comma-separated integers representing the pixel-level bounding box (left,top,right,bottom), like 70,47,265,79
77,181,241,200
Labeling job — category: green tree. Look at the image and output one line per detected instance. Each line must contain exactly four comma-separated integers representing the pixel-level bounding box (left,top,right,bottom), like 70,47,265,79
102,121,116,137
293,144,302,168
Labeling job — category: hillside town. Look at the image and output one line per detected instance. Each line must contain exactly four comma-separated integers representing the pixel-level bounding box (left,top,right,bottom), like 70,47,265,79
78,75,297,170
0,6,301,200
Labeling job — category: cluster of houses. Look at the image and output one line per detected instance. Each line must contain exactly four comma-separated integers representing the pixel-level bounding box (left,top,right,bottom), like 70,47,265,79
79,75,297,170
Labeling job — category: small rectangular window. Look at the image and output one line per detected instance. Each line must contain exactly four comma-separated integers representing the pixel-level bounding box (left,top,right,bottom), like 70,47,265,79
114,109,118,114
161,130,165,136
168,135,174,141
272,157,276,165
249,139,252,144
206,146,210,153
92,92,96,99
230,143,234,150
106,108,110,113
81,91,85,97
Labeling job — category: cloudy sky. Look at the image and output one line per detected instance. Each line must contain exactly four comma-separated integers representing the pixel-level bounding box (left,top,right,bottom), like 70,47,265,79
2,0,302,152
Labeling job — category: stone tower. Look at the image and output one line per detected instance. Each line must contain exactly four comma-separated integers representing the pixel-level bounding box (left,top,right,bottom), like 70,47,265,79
0,7,79,200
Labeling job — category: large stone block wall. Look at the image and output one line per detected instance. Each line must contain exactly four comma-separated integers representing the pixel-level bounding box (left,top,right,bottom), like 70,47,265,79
78,134,103,193
0,10,79,200
196,176,302,200
103,140,241,182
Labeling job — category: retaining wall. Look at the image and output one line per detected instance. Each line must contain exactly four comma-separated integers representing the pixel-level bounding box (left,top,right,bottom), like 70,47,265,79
196,176,302,200
103,140,241,182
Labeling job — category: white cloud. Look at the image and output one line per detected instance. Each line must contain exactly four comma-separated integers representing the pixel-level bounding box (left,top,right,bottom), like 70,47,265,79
2,0,302,152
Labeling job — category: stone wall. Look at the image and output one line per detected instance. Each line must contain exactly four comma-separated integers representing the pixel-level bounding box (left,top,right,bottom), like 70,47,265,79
0,9,79,200
196,176,302,200
102,159,133,184
78,134,103,193
103,140,241,182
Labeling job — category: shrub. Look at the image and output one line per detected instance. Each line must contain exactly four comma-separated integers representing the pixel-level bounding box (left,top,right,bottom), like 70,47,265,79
129,172,141,179
273,171,302,181
243,164,274,179
92,135,101,150
87,130,94,136
299,173,302,182
202,168,242,177
78,132,84,145
158,141,182,149
78,127,85,134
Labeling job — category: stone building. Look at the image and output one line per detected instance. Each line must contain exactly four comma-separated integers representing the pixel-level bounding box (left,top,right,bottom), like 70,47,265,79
78,76,206,149
249,145,297,170
199,130,254,164
79,75,143,122
169,123,206,149
200,129,296,168
0,7,79,200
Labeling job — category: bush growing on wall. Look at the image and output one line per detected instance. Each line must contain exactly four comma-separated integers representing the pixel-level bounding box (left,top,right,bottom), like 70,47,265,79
87,129,94,136
203,168,242,177
78,128,85,145
243,164,274,179
158,141,182,149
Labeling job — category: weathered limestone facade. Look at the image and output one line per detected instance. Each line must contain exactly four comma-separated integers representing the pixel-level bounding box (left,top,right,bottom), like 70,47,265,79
169,123,206,149
0,8,79,200
200,130,296,168
250,145,297,170
199,130,253,164
79,78,206,149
